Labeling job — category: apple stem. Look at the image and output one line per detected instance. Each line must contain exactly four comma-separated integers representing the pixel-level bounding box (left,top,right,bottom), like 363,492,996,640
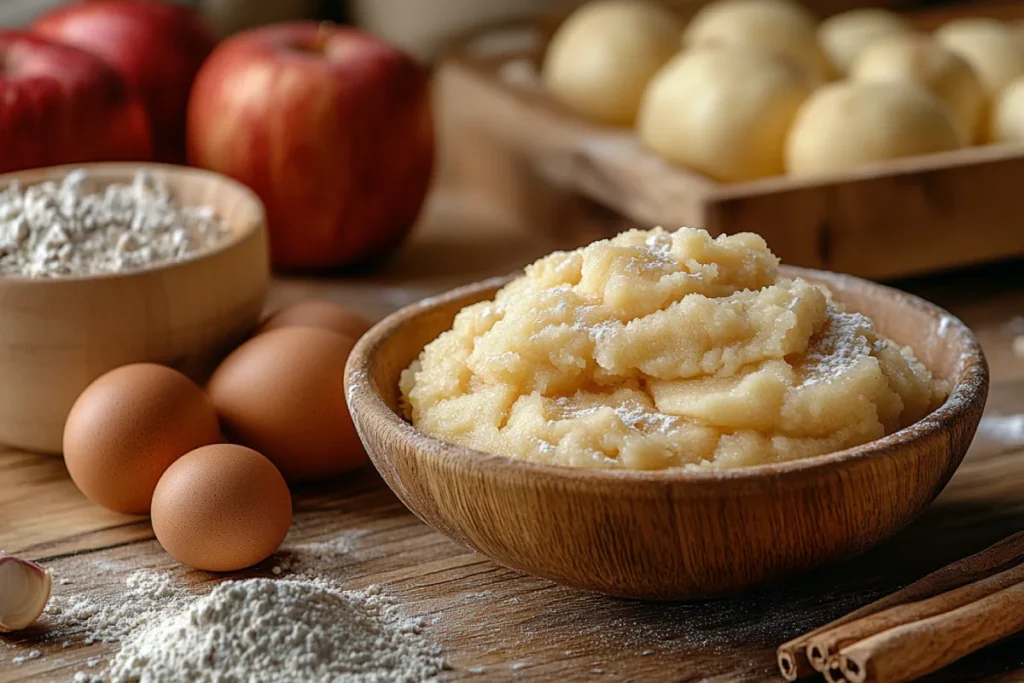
314,22,334,53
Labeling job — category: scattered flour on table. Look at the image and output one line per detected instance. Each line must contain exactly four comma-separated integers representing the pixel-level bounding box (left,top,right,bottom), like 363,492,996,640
275,530,366,575
10,649,41,664
106,578,445,683
0,169,229,277
264,529,370,580
48,570,192,645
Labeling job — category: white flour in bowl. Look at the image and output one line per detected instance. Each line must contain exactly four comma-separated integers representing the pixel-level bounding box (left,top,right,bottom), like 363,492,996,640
0,169,229,277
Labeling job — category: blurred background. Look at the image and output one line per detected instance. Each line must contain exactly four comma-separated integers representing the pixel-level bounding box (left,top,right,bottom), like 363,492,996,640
0,0,986,57
3,0,1024,283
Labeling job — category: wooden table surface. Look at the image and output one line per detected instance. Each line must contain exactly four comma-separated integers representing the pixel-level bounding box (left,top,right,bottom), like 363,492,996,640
2,185,1024,683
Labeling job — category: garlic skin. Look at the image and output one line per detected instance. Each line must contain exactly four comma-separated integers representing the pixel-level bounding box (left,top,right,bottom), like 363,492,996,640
0,555,52,632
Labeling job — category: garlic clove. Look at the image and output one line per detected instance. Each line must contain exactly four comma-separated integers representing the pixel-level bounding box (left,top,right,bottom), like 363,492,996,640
0,555,52,632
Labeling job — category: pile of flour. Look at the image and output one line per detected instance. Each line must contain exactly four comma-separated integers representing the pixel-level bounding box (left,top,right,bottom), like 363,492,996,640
53,562,444,683
106,578,443,683
0,169,229,277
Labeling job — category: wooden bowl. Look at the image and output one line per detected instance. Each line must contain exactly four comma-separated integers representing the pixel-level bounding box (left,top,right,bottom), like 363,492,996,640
0,163,269,453
346,266,988,600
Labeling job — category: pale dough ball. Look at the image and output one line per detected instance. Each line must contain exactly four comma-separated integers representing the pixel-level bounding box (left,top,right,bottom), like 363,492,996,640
818,8,910,74
785,81,966,176
638,47,812,181
852,34,988,142
935,18,1024,95
542,0,684,125
683,0,834,83
991,74,1024,143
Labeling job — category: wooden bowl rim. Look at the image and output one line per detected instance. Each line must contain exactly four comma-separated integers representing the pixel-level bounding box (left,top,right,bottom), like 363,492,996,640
0,162,266,285
346,266,989,485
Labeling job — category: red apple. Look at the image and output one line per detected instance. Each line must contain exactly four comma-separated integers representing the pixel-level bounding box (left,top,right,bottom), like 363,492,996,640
187,23,434,270
0,31,150,174
33,0,217,163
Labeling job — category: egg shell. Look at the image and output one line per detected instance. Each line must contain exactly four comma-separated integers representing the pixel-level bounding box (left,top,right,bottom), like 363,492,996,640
207,326,366,482
258,300,372,341
63,363,222,515
152,444,292,572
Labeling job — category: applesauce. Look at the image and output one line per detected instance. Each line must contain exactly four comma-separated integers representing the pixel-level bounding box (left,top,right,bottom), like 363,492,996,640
400,228,948,470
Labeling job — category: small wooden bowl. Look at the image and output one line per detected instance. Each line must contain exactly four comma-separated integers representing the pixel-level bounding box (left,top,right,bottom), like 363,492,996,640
0,163,269,453
346,267,988,600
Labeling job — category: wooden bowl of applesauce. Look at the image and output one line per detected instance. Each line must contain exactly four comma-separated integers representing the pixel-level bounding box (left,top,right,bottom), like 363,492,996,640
345,267,988,600
0,163,268,453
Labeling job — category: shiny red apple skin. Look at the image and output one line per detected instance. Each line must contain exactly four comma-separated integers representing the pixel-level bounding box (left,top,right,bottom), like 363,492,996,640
187,23,434,270
0,31,150,173
33,0,217,163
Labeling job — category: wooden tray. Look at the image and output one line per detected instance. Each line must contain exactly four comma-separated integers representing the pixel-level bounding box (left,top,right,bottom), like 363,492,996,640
438,2,1024,280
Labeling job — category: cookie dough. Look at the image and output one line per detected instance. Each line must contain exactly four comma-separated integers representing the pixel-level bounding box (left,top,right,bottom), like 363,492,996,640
401,228,948,470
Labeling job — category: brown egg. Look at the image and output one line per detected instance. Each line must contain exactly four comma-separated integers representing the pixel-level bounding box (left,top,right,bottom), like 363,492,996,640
63,363,222,515
258,300,372,342
207,326,366,482
151,444,292,571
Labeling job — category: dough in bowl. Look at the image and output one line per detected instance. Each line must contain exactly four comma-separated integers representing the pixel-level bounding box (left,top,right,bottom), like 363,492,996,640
638,47,812,181
851,34,988,143
785,81,966,176
401,228,948,471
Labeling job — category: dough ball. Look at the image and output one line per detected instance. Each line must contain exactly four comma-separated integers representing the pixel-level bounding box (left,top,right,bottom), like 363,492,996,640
991,74,1024,143
852,33,988,142
683,0,834,83
638,47,812,181
818,8,910,74
935,18,1024,95
785,81,966,176
542,0,684,125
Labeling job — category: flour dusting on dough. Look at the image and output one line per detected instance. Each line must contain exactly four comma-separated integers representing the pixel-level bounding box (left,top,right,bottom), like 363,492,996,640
401,228,948,470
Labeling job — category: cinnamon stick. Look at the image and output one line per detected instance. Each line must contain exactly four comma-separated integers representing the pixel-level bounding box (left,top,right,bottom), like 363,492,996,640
776,530,1024,680
839,580,1024,683
823,658,848,683
806,561,1024,668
